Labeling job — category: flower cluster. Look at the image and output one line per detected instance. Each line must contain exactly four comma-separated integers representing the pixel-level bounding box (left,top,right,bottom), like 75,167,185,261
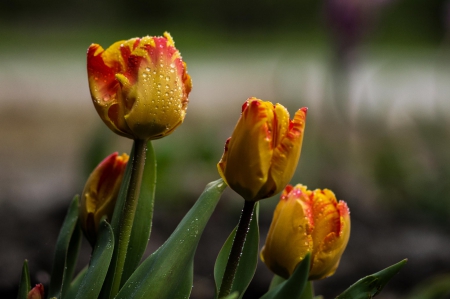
16,31,407,299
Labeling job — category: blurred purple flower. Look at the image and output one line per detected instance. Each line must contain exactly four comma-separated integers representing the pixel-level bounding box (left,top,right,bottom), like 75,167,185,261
324,0,392,52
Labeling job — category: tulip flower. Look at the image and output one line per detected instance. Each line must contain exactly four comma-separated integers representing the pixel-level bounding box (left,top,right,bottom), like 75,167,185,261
217,97,307,201
87,32,192,140
27,284,44,299
79,152,129,245
260,184,350,280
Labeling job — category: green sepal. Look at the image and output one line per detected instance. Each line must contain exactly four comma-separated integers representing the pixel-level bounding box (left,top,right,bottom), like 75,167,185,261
75,219,114,299
214,203,260,299
65,266,88,299
48,196,81,299
121,141,157,285
260,254,311,299
336,259,408,299
114,179,227,299
16,260,31,299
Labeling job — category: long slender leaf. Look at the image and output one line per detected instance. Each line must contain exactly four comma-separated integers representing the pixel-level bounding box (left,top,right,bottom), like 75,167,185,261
214,203,260,299
61,223,82,298
65,266,88,299
268,275,285,291
16,260,30,299
223,293,239,299
99,143,134,299
260,254,311,299
75,220,114,299
115,178,227,299
48,196,80,299
336,259,407,299
121,141,157,284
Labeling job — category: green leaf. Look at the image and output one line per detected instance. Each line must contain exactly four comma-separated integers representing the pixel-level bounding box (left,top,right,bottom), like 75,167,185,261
299,282,314,299
65,266,88,299
268,275,285,291
214,203,260,299
260,254,311,299
336,259,408,299
109,142,135,238
62,222,82,297
222,293,239,299
99,142,134,299
121,141,157,285
75,220,114,299
16,260,30,299
114,178,227,299
48,196,81,299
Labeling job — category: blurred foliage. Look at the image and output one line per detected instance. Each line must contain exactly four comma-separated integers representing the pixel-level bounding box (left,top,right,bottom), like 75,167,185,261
1,0,449,49
372,116,450,225
407,274,450,299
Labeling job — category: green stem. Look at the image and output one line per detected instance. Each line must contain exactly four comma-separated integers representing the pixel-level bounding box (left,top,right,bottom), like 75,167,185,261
109,139,147,297
218,200,255,298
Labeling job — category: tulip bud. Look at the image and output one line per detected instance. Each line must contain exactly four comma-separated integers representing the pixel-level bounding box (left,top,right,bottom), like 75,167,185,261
217,97,307,201
79,152,129,245
87,32,192,140
27,284,44,299
260,184,350,280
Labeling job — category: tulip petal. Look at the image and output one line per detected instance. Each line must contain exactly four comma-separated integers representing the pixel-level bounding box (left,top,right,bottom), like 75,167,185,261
261,192,313,279
222,98,274,200
79,152,129,245
309,192,351,280
268,108,307,196
124,35,189,139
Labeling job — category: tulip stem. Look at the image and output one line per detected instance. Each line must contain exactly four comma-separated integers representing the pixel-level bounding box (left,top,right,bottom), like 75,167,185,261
219,200,256,298
110,139,147,298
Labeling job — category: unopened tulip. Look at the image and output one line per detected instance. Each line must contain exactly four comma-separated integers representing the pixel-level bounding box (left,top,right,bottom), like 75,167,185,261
79,152,129,245
261,184,350,280
217,97,307,201
27,284,44,299
87,32,192,140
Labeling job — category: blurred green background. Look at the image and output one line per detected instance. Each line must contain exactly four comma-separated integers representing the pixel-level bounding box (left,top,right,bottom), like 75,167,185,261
1,0,450,298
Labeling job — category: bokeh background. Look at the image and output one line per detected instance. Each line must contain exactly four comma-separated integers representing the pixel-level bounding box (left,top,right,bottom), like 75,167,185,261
1,0,450,298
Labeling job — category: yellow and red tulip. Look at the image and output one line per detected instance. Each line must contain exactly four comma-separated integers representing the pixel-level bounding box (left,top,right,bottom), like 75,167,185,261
79,152,129,245
87,32,192,140
260,184,350,280
217,97,307,201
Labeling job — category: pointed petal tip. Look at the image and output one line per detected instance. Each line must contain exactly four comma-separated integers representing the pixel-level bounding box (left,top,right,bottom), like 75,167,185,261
300,107,308,115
